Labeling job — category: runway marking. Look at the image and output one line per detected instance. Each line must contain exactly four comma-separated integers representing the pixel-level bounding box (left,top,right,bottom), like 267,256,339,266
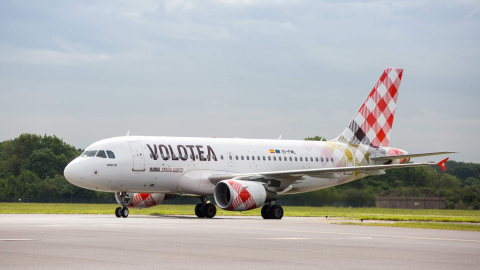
260,238,313,240
260,237,372,240
0,239,36,241
204,225,480,243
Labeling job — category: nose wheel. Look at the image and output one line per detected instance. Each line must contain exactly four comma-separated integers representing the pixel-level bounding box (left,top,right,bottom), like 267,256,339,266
115,206,129,218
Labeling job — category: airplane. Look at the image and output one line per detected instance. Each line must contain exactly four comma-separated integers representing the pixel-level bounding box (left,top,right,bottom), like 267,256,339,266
64,68,454,219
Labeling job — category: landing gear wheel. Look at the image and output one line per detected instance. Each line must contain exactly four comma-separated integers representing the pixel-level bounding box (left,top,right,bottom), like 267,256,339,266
204,203,217,218
115,207,122,218
120,207,129,218
268,205,283,219
261,205,271,219
195,203,205,218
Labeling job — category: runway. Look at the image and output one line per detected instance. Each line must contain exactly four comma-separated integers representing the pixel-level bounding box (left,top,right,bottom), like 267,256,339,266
1,214,479,269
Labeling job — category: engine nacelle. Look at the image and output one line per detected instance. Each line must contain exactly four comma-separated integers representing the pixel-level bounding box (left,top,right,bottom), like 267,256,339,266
214,180,277,211
115,192,175,209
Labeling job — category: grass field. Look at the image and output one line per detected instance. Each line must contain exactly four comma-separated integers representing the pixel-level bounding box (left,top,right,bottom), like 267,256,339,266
1,203,479,231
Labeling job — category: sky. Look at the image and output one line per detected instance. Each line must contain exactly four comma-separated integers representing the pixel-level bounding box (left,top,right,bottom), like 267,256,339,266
0,0,479,163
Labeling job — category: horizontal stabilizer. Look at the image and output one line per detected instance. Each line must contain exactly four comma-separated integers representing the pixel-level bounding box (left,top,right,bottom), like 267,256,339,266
371,151,456,161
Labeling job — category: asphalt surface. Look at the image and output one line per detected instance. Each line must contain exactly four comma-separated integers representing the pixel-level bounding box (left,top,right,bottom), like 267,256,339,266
1,214,479,269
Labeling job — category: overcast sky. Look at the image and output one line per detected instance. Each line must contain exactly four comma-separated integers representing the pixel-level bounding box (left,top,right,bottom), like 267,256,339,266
1,0,479,163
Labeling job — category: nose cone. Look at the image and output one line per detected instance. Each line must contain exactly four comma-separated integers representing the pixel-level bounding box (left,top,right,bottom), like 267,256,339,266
64,159,84,186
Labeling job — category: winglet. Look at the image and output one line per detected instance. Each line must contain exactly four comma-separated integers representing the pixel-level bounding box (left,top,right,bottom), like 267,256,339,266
437,157,449,172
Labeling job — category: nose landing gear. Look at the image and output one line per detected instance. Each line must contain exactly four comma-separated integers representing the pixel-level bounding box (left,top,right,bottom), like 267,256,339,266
115,206,129,218
115,192,131,218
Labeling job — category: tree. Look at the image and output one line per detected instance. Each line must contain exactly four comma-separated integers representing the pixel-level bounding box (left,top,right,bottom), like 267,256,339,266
304,136,327,141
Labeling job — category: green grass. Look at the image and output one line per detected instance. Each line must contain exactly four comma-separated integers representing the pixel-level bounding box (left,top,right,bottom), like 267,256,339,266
1,203,480,221
1,203,480,231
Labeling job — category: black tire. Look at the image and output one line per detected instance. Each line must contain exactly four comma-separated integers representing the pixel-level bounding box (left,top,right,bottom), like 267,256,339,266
195,203,205,218
268,205,283,219
261,205,271,219
121,207,129,218
115,207,122,218
204,203,217,218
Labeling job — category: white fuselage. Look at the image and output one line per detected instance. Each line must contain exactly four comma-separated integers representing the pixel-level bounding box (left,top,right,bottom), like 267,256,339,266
64,136,403,196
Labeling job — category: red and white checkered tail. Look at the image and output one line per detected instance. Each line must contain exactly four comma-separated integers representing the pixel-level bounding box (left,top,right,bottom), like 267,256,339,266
332,68,403,147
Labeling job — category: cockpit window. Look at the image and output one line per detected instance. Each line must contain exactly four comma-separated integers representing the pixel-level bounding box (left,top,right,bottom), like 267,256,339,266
106,150,115,159
83,150,97,157
96,150,107,158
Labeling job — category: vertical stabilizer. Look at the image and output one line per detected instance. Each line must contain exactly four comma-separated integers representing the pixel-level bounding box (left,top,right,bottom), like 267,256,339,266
332,68,403,147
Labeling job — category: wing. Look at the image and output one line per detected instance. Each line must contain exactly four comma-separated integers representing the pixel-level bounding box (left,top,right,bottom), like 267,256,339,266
209,158,449,184
371,151,456,161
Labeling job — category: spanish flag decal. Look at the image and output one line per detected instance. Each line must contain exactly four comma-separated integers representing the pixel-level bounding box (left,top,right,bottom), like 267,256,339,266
269,149,275,153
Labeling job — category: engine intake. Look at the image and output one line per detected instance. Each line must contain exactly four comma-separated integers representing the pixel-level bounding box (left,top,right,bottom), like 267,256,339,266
214,180,277,211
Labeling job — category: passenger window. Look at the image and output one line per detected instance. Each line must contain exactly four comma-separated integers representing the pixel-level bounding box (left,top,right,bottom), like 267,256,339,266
268,156,271,161
315,157,318,162
295,157,298,161
96,150,107,158
246,156,249,160
241,156,244,160
252,156,255,160
331,157,334,162
263,156,266,161
221,155,224,160
257,156,260,160
289,157,292,161
300,157,303,161
106,150,115,159
310,157,313,162
321,157,324,162
236,155,239,160
284,157,287,161
273,156,276,161
229,155,232,160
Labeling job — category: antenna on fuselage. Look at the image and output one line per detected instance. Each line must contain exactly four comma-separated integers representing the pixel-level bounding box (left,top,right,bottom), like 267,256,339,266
126,130,130,136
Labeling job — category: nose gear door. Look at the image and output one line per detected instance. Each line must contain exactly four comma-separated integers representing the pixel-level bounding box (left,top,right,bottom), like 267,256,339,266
128,142,145,171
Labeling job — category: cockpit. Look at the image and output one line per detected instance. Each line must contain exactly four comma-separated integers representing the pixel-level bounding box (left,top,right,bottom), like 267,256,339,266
81,150,116,159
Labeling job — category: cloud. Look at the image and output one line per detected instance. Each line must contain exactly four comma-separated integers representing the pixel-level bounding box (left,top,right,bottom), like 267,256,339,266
0,0,479,163
0,43,110,66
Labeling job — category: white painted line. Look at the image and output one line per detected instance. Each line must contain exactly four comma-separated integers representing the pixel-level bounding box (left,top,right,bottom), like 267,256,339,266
205,225,480,243
0,239,36,241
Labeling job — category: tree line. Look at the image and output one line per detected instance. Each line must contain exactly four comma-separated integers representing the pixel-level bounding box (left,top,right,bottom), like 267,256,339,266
0,134,112,203
0,134,479,208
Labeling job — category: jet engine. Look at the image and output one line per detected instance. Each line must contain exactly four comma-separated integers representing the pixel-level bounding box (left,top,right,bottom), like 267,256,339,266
115,192,175,209
214,180,277,211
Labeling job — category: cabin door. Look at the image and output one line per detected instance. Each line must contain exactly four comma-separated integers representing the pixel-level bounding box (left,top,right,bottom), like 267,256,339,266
128,142,145,171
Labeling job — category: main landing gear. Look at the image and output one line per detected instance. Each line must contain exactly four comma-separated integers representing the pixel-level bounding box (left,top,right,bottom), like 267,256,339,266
195,196,217,218
261,202,284,219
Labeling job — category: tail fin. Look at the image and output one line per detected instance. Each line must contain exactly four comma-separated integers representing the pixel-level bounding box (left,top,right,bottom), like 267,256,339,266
332,68,404,147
